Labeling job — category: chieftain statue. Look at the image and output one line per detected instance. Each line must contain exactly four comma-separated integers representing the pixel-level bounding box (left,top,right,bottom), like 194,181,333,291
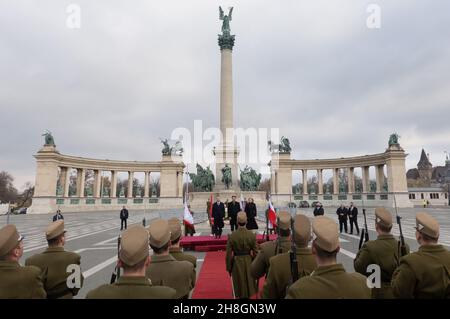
189,164,215,192
240,166,262,191
221,164,232,189
388,133,400,146
268,136,292,153
42,130,55,146
160,138,183,156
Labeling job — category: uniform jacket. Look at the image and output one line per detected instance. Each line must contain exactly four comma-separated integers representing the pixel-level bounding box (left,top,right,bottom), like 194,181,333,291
86,276,176,299
25,247,84,298
250,236,291,279
146,254,196,299
0,260,47,299
169,247,197,268
286,264,371,299
391,244,450,298
262,247,317,299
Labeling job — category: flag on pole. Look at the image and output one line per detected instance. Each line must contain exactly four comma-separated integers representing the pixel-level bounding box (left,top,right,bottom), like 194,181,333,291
209,193,214,226
239,193,246,211
267,197,277,229
183,202,194,228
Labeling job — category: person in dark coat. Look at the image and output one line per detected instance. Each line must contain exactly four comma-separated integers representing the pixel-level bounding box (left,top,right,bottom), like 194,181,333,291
212,196,225,239
336,204,348,233
52,210,64,222
244,198,258,230
120,206,129,230
313,203,324,217
348,202,359,235
227,196,241,232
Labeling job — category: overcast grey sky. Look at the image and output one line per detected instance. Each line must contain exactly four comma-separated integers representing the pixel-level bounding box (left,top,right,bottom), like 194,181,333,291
1,0,449,189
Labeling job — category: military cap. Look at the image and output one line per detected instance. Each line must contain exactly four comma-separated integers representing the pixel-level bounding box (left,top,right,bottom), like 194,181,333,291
416,212,439,239
148,219,171,248
237,211,247,224
119,225,149,266
278,211,291,230
375,207,393,227
293,214,312,246
0,224,23,257
168,217,182,241
46,220,66,240
312,216,339,252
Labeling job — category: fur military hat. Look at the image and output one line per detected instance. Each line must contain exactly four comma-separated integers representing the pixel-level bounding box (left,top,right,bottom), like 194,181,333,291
148,219,171,248
375,207,393,227
119,225,149,266
0,224,23,257
416,212,439,239
312,216,339,252
278,211,291,230
46,220,66,240
293,214,312,246
168,217,182,241
237,211,247,224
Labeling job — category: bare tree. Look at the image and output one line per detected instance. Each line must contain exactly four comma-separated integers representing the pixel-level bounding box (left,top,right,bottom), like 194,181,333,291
0,171,18,203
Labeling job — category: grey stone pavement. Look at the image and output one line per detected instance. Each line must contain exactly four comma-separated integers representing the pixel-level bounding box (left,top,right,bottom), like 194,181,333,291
1,206,449,298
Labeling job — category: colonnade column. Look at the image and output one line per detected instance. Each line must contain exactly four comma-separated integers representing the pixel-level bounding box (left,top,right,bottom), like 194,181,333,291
362,166,370,193
347,167,355,194
302,169,308,195
333,168,339,194
376,165,385,193
94,170,102,197
144,172,150,198
111,171,117,198
63,167,71,197
76,168,86,197
128,171,134,198
317,169,323,195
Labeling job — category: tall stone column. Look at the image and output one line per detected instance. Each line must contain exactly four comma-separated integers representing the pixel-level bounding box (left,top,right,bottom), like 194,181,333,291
333,168,339,195
94,170,102,198
76,168,85,197
111,171,118,198
128,171,134,198
144,172,150,198
302,169,308,195
63,167,71,197
347,167,355,194
362,166,370,193
376,165,383,193
317,169,323,195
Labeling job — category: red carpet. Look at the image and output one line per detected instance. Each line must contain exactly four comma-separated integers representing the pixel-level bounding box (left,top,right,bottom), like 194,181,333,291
192,251,266,299
181,234,277,252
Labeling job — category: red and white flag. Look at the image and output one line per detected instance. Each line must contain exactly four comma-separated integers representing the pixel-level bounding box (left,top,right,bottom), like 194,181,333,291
183,202,194,228
268,197,277,229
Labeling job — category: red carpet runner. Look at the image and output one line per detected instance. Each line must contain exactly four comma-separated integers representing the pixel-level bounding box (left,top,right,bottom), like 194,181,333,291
192,251,266,299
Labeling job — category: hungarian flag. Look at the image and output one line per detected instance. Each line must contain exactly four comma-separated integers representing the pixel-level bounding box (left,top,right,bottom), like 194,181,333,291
267,197,277,229
183,202,194,229
209,193,214,226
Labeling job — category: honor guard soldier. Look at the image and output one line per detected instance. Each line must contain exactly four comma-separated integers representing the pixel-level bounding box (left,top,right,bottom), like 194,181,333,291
392,212,450,298
87,225,176,299
146,219,196,299
226,211,258,298
251,211,292,280
26,220,84,298
262,214,317,299
286,216,371,299
168,217,197,268
354,207,409,299
0,224,47,298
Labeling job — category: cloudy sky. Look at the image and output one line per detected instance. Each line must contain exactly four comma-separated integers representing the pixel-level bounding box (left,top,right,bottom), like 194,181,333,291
1,0,449,189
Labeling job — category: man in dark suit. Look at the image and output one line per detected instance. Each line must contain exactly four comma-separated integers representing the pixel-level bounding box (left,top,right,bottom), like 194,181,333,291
120,206,129,230
336,204,348,233
313,203,324,217
212,196,225,239
52,210,64,222
227,195,241,232
348,202,359,235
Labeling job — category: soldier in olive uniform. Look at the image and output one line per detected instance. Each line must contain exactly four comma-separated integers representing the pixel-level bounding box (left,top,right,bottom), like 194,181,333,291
146,219,196,299
392,212,450,298
262,214,317,299
25,220,84,298
0,224,47,298
226,211,258,298
251,211,292,280
168,217,197,268
86,225,176,299
286,216,371,299
354,207,410,299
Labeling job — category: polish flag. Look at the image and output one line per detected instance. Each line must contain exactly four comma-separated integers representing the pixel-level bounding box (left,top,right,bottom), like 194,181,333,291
268,197,277,229
183,202,194,228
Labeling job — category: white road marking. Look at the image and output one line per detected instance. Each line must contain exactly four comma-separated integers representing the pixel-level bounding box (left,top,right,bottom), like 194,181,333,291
74,247,117,254
339,248,356,259
83,255,117,278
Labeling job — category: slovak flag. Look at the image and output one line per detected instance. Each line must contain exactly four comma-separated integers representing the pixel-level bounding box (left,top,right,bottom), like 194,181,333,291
183,202,194,229
268,197,277,229
240,193,246,211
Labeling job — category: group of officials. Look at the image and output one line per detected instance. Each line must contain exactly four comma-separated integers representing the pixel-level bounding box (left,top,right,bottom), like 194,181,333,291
0,204,449,299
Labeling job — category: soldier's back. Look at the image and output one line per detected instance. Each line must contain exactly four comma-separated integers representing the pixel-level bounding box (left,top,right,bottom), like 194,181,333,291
262,248,317,299
170,248,197,268
146,255,195,299
392,245,450,298
26,247,82,298
229,227,255,251
86,276,176,299
0,261,47,299
286,264,371,299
